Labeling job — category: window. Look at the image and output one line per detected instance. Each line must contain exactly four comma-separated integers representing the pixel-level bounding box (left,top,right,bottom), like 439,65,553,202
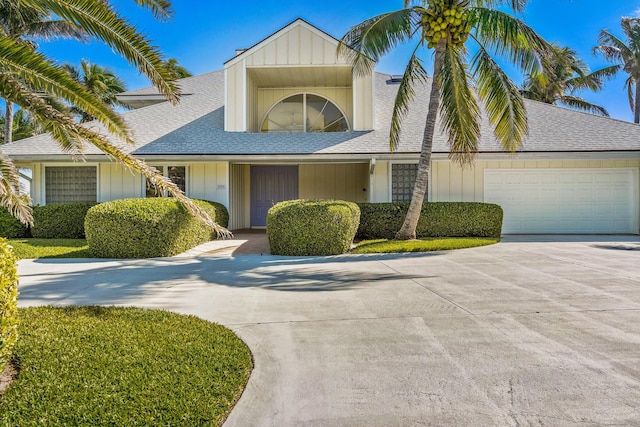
146,165,186,197
45,166,97,204
391,164,418,202
261,94,349,133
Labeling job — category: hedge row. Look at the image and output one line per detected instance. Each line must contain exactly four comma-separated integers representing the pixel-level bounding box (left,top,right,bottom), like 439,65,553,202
0,208,29,238
32,202,98,239
85,198,229,258
267,199,360,256
0,238,19,372
357,202,503,239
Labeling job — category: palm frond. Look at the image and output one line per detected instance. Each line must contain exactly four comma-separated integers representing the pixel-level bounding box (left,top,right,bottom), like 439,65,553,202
558,96,609,116
25,19,88,41
474,0,528,13
566,64,620,92
594,30,632,63
470,7,549,76
131,0,174,22
440,43,480,165
389,45,428,151
338,8,414,76
0,150,32,225
0,35,131,143
472,46,527,152
22,0,179,104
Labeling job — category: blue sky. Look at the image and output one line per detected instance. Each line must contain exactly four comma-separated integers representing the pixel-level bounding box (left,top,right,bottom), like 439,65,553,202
38,0,640,122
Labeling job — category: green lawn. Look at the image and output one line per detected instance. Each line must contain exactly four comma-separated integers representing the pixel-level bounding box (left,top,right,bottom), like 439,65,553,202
0,306,252,426
352,237,499,254
8,238,92,259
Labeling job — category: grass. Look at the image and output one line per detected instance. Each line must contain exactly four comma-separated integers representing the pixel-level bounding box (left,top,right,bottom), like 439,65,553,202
351,237,499,254
0,306,252,426
7,238,92,259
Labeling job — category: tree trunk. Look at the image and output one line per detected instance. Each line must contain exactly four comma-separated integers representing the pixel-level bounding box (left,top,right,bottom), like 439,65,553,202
395,40,446,240
3,102,13,144
635,81,640,124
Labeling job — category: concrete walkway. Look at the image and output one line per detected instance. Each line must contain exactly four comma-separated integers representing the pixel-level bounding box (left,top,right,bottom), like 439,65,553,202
16,236,640,426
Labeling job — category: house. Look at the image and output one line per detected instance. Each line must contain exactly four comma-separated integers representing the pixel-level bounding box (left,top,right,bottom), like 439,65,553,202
4,18,640,234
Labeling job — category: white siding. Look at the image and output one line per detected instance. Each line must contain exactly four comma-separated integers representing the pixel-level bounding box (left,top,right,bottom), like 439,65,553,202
99,163,143,201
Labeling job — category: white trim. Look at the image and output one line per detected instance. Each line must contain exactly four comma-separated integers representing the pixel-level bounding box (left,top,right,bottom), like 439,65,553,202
352,74,358,130
224,68,228,131
242,58,247,132
247,64,352,69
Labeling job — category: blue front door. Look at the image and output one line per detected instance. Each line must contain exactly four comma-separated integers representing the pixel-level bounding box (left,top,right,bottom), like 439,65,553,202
250,166,299,227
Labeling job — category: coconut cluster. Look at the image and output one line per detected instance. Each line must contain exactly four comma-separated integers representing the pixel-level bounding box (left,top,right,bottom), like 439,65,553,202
421,1,472,48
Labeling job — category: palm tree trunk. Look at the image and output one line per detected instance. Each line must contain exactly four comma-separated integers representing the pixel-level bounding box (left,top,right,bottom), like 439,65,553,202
3,102,13,144
635,81,640,124
395,40,446,240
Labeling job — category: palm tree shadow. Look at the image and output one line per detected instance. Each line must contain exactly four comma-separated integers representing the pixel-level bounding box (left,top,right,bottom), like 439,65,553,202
20,252,441,306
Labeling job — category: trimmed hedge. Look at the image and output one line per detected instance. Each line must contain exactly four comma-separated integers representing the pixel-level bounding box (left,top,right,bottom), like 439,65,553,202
357,202,503,239
0,208,29,238
267,199,360,256
0,238,19,371
85,198,229,258
32,202,98,239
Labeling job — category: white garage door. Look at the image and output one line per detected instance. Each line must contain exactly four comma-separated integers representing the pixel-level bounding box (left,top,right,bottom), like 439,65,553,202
484,168,639,234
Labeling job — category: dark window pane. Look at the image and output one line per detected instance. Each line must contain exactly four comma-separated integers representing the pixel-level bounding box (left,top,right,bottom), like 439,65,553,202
145,166,165,198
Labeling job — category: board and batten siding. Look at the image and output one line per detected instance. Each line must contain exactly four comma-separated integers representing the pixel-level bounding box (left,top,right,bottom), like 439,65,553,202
299,163,369,202
229,164,250,230
99,163,143,202
189,163,229,208
225,61,245,132
244,25,345,67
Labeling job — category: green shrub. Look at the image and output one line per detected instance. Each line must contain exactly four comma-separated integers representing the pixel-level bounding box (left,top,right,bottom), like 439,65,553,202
32,202,98,239
267,199,360,256
0,208,29,238
0,238,19,371
357,202,503,239
85,198,228,258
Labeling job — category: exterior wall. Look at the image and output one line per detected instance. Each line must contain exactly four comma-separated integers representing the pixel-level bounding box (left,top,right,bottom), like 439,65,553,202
299,163,368,202
225,61,245,131
256,87,353,131
189,162,229,207
246,72,259,133
99,163,143,202
353,72,374,130
229,164,250,230
244,25,347,67
370,160,390,202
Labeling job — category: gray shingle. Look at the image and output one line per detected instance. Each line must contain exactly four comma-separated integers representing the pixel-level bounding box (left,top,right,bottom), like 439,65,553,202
4,70,640,159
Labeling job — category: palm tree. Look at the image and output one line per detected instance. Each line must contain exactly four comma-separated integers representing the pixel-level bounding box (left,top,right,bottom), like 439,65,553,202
0,107,40,142
164,58,192,79
522,43,616,116
62,59,128,122
340,0,549,239
0,0,228,237
0,0,85,144
594,17,640,124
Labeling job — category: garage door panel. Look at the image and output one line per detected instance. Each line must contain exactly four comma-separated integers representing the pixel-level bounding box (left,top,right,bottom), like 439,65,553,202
484,168,638,234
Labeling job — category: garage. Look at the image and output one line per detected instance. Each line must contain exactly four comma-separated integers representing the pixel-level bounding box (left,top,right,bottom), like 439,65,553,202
484,168,639,234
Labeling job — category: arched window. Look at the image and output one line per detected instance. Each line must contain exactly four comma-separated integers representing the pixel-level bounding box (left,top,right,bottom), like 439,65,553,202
261,94,349,133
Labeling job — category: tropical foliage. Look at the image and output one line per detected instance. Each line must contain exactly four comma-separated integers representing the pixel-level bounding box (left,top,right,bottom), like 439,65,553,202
522,43,616,116
339,0,549,239
62,59,128,122
0,0,229,237
0,0,84,144
164,57,192,79
0,107,40,142
594,17,640,124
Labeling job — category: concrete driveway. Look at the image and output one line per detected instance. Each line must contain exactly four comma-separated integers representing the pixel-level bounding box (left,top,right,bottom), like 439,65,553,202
17,236,640,426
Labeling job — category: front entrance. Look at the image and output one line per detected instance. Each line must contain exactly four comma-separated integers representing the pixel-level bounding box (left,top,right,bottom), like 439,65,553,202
250,166,299,227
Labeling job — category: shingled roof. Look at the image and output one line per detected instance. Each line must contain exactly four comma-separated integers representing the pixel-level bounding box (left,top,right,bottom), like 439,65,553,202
4,69,640,160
